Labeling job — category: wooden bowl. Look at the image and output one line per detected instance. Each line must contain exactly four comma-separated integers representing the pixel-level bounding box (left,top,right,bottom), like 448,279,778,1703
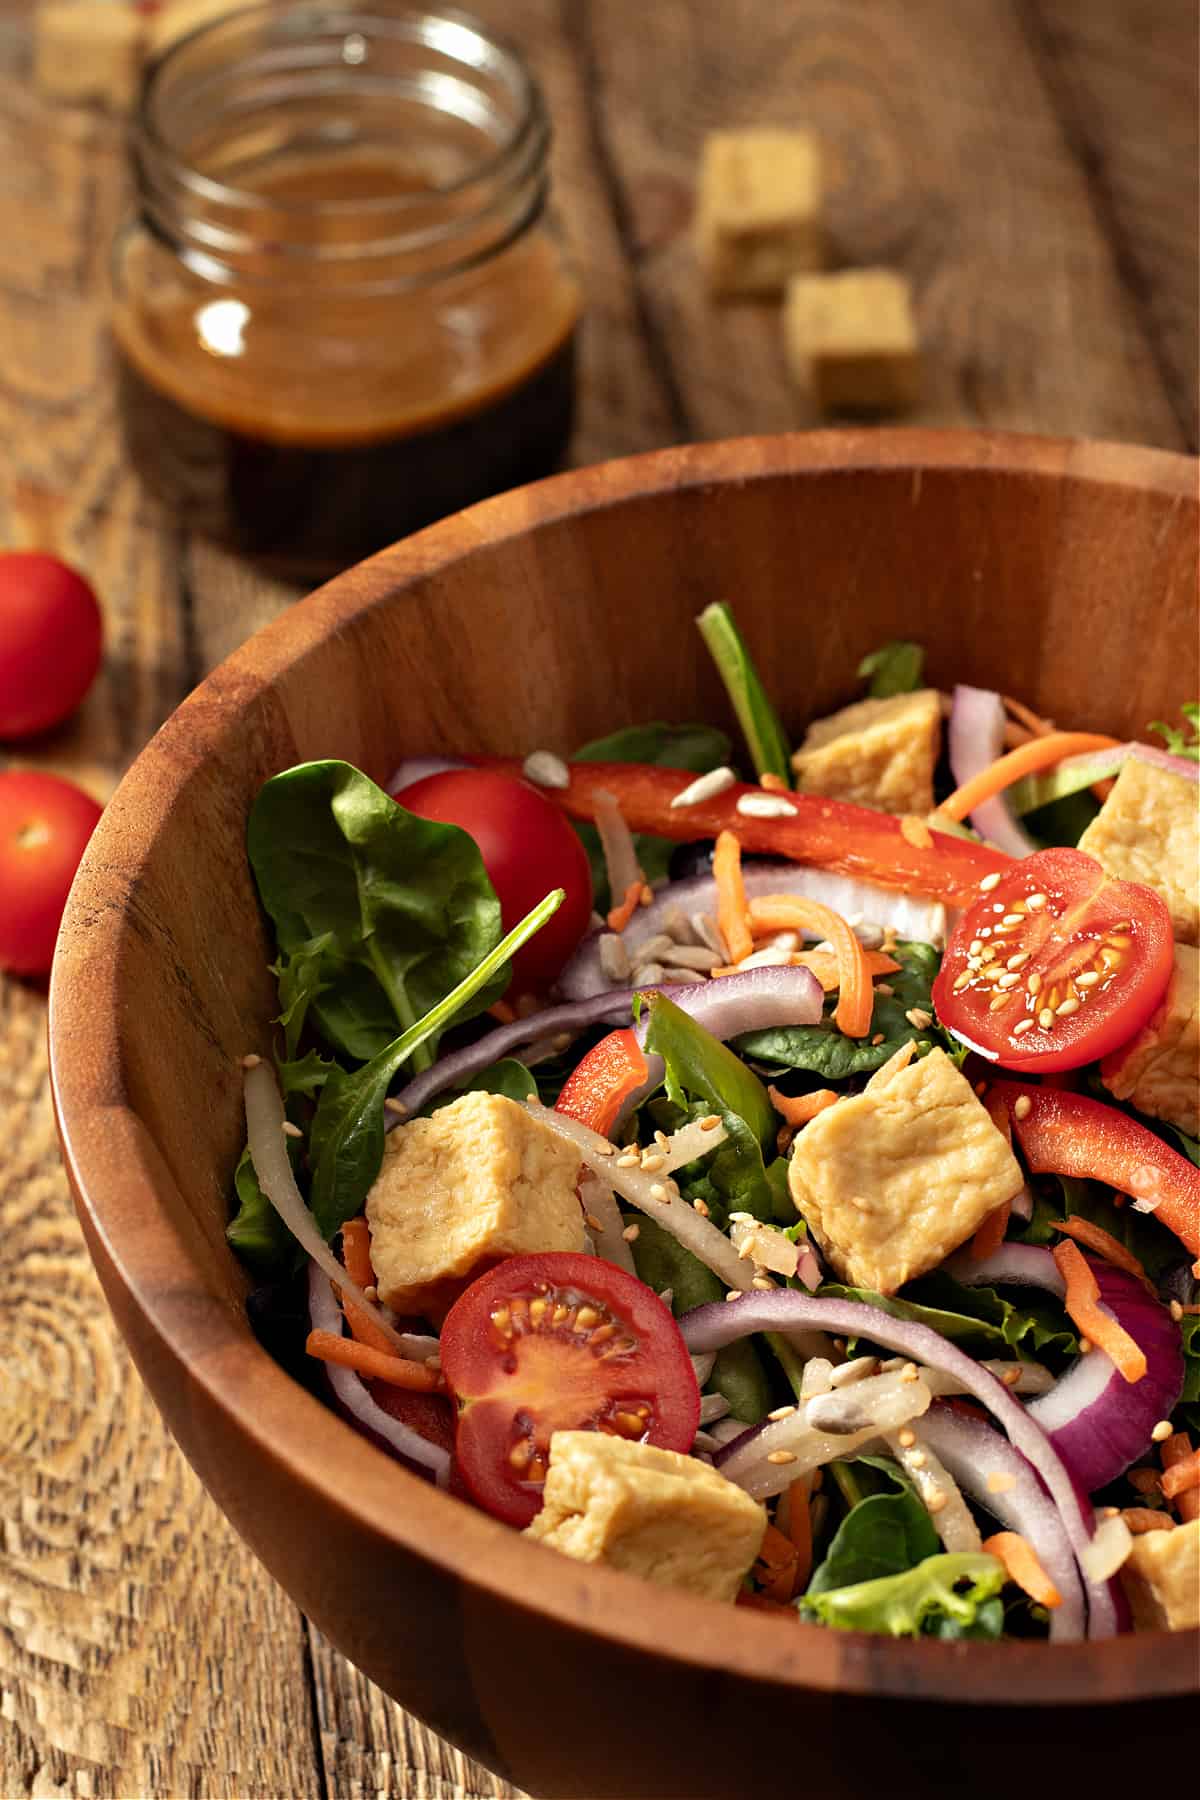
50,431,1199,1798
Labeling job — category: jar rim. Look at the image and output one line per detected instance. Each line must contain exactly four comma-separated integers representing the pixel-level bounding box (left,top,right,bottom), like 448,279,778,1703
136,1,546,219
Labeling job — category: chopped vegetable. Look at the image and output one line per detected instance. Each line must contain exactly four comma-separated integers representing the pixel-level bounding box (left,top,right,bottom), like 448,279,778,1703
1148,702,1200,761
933,733,1122,826
305,1329,444,1391
554,1028,654,1137
642,989,776,1153
746,894,872,1036
1162,1432,1200,1522
981,1531,1062,1608
1052,1241,1147,1383
713,829,753,963
858,639,925,699
768,1086,838,1127
696,601,792,783
800,1552,1006,1637
1049,1216,1150,1289
338,1218,394,1354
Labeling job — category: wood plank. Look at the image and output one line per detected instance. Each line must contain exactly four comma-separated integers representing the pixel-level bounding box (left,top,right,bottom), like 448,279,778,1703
579,0,1189,450
1021,0,1199,448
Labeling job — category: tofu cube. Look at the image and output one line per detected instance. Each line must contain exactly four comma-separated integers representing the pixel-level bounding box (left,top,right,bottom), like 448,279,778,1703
787,1047,1023,1293
790,688,942,816
695,129,824,297
148,0,240,55
1120,1519,1199,1632
1101,944,1199,1137
784,269,921,413
365,1091,585,1320
1078,757,1199,946
525,1431,766,1602
35,1,143,109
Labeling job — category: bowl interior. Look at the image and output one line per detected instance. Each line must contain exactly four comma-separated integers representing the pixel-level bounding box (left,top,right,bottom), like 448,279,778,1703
50,432,1199,1738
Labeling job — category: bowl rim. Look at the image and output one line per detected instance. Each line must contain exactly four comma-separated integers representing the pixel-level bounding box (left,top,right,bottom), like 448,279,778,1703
49,428,1199,1704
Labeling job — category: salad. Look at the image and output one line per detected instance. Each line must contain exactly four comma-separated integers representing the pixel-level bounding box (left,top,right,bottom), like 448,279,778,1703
231,607,1200,1644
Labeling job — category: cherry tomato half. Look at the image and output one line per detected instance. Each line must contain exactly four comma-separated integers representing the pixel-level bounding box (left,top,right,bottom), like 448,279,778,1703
0,553,103,739
0,770,103,975
439,1251,701,1526
392,769,592,992
933,848,1173,1073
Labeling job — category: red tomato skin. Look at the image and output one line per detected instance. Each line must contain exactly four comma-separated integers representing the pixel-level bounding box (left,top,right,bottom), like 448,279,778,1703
0,553,104,739
439,1251,701,1527
0,771,103,974
392,770,592,991
934,848,1174,1073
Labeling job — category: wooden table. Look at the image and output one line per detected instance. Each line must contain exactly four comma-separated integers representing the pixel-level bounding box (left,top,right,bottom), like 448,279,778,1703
1,2,1196,1795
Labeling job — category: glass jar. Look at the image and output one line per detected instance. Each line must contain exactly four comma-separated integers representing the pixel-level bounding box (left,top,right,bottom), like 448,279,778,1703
112,2,581,576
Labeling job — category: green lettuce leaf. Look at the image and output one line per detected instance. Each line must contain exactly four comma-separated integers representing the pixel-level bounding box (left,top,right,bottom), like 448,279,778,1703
227,1143,304,1275
248,760,507,1064
630,1216,772,1422
858,641,925,698
820,1269,1077,1363
572,722,731,906
1017,1174,1185,1285
734,941,960,1080
696,602,792,782
801,1552,1006,1636
1148,702,1200,761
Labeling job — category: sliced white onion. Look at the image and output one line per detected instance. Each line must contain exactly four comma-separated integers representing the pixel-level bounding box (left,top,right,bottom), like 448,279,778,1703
883,1428,982,1553
307,1263,451,1487
244,1063,411,1353
662,1117,729,1172
922,1359,1055,1398
527,1097,756,1294
948,685,1039,857
716,1373,932,1500
730,1218,800,1279
579,1171,637,1275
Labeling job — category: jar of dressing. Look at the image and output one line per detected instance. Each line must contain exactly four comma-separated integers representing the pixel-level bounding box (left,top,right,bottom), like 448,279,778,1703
112,2,581,575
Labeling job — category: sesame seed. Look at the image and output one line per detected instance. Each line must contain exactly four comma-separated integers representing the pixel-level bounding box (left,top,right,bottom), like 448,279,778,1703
384,1098,408,1117
362,1284,378,1303
641,1152,666,1173
870,1031,884,1045
1056,996,1080,1016
699,1114,722,1131
1079,1337,1092,1354
1038,1008,1056,1029
282,1121,303,1138
1000,1366,1023,1387
980,872,1002,892
692,1197,711,1218
751,1276,775,1291
908,1450,927,1470
900,1362,920,1383
669,765,737,808
767,1404,797,1422
1013,1019,1035,1036
1027,972,1043,995
969,940,984,956
1026,892,1048,910
897,1428,916,1448
1013,1095,1032,1121
241,1052,262,1069
1005,952,1031,970
992,903,1006,914
522,750,570,789
988,993,1010,1012
649,1183,668,1202
876,983,894,996
926,1489,946,1513
905,1008,932,1029
1107,933,1132,949
1151,1420,1173,1442
1169,1299,1183,1321
1001,912,1025,927
584,1212,603,1232
639,885,654,907
593,1142,615,1157
736,792,799,819
621,1223,640,1242
766,1449,798,1465
654,1130,670,1150
1077,970,1101,988
616,1151,640,1168
986,1473,1016,1494
725,1290,741,1302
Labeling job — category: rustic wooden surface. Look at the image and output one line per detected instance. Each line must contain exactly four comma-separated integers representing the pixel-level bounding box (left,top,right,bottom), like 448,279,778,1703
0,1,1195,1795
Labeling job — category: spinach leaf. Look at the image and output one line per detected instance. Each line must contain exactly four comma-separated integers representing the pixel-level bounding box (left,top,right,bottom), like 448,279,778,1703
248,760,506,1064
423,1057,537,1115
277,1049,335,1100
306,889,563,1238
807,1484,939,1596
857,641,925,698
630,1215,772,1422
1166,1124,1200,1167
1148,702,1200,761
1017,1174,1184,1286
227,1143,304,1274
696,601,792,782
643,990,775,1150
573,722,731,908
1022,789,1102,849
820,1270,1077,1363
800,1553,1006,1637
735,940,954,1080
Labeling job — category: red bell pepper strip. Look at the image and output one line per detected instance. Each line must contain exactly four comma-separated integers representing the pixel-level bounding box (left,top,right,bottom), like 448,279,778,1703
470,758,1010,908
990,1081,1200,1263
555,1028,651,1138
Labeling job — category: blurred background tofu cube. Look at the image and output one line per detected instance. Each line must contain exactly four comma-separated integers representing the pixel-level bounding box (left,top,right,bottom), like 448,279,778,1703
695,128,824,297
784,268,921,412
35,0,143,109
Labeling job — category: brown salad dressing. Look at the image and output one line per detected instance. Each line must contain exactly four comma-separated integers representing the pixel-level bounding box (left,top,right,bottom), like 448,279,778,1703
113,156,581,574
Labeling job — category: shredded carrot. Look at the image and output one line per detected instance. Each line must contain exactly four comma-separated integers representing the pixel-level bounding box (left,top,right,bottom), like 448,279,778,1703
900,814,934,851
933,731,1122,825
747,896,872,1038
1002,694,1053,738
1128,1467,1162,1496
783,1477,814,1597
769,1085,839,1127
338,1218,394,1355
785,947,900,992
981,1531,1062,1609
713,830,754,963
971,1196,1012,1263
1122,1508,1176,1535
1160,1444,1200,1511
488,999,517,1024
1049,1216,1150,1289
1052,1240,1147,1383
753,1522,801,1603
606,879,643,934
305,1329,443,1392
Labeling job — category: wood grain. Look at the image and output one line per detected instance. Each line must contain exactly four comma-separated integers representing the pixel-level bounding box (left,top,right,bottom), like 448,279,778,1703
1,0,1197,1794
579,0,1190,450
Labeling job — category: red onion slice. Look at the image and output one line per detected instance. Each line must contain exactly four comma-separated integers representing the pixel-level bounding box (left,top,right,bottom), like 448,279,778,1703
917,1402,1085,1642
948,685,1038,858
307,1262,451,1487
387,756,469,793
558,862,953,1000
947,1244,1185,1492
679,1288,1117,1636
